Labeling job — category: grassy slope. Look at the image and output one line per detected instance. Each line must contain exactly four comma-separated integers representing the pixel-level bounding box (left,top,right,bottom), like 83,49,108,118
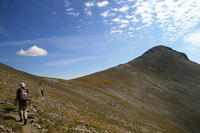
0,62,186,133
68,46,200,133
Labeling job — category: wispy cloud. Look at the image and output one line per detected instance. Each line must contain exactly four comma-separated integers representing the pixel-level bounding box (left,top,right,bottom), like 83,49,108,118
17,45,48,56
97,1,109,7
45,56,108,66
99,0,200,41
84,1,96,16
85,2,95,8
61,0,200,42
0,39,38,47
133,0,200,40
67,12,79,16
100,10,115,17
0,35,113,51
113,5,130,12
64,1,79,17
66,8,74,12
84,8,93,16
0,58,27,62
110,30,123,34
64,0,71,7
112,17,129,24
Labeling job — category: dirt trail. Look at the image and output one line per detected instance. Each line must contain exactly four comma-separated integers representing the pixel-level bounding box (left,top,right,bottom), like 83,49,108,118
22,124,40,133
10,112,40,133
0,104,40,133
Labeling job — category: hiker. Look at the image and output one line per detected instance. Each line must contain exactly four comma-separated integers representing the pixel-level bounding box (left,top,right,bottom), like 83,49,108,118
40,88,44,96
14,83,30,125
39,82,44,96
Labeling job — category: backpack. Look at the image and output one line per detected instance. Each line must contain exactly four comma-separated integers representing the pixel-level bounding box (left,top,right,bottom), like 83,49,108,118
18,88,29,101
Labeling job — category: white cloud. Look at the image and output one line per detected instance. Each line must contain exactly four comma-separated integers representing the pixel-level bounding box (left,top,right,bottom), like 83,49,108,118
115,0,126,4
101,0,200,41
184,31,200,47
85,2,95,7
120,19,129,24
97,1,109,7
125,15,135,19
67,12,79,16
64,1,80,17
118,24,127,28
133,0,200,40
62,0,200,42
110,30,123,34
84,7,93,16
113,5,130,12
112,18,129,24
134,1,154,25
125,15,140,26
112,17,120,22
100,10,115,17
101,10,109,17
17,45,48,56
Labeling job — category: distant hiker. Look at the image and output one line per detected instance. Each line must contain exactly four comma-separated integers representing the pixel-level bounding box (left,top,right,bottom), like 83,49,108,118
14,83,30,125
39,82,44,96
40,88,44,96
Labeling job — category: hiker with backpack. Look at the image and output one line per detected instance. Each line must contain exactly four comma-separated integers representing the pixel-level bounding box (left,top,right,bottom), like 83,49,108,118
14,83,30,125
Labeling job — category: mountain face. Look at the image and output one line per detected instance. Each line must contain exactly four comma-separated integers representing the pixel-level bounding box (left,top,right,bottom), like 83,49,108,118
71,45,200,133
1,45,200,133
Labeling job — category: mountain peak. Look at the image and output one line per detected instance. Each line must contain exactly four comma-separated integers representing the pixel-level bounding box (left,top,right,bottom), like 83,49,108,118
148,45,173,51
141,45,189,61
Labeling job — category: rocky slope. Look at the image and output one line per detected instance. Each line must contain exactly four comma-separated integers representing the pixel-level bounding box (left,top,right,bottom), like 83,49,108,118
1,45,199,133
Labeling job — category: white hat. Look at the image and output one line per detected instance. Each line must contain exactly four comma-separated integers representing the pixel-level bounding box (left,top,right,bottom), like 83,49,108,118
20,83,26,87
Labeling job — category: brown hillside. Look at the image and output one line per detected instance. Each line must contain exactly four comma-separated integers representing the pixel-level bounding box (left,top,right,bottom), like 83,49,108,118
71,45,200,133
1,45,199,133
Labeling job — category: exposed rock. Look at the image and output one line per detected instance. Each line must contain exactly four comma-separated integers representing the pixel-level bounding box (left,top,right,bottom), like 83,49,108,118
32,123,42,129
40,128,48,133
0,99,6,104
6,128,12,133
28,105,38,112
0,125,5,129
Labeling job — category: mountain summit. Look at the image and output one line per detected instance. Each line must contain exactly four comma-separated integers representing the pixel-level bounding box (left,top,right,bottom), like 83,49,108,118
126,45,195,76
141,45,189,61
1,45,200,133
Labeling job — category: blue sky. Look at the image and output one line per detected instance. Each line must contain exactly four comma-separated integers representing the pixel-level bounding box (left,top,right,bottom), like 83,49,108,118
0,0,200,79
